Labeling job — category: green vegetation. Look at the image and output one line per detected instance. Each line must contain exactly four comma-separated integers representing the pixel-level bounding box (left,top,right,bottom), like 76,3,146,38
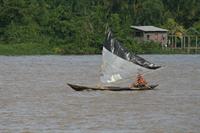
0,0,200,55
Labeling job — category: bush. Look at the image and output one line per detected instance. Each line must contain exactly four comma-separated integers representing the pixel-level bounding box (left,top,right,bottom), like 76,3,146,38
140,41,162,54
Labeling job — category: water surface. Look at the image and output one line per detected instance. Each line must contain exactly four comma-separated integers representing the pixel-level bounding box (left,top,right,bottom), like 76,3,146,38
0,55,200,133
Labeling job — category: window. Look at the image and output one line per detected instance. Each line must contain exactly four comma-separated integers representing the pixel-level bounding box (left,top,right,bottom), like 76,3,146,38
147,35,150,40
135,32,142,37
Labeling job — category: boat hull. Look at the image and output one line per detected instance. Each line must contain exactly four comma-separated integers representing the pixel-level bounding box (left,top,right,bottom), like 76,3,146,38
67,83,158,91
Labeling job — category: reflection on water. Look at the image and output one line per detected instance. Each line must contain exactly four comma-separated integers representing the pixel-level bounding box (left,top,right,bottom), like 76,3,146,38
0,55,200,133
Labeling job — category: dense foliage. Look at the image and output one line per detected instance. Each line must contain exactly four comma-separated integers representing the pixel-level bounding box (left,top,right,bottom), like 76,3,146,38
0,0,200,55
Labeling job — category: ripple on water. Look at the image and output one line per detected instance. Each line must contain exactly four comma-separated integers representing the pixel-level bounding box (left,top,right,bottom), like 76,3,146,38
0,55,200,132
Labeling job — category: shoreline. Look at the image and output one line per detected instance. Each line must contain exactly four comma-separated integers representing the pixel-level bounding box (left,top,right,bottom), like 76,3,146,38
0,43,199,55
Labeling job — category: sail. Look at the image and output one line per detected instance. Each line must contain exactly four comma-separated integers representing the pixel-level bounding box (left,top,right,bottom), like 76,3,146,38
100,30,161,83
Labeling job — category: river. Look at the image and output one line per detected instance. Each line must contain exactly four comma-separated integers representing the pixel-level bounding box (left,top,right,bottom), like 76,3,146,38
0,55,200,133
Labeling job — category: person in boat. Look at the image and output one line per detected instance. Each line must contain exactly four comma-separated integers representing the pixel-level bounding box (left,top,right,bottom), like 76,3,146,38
129,73,148,88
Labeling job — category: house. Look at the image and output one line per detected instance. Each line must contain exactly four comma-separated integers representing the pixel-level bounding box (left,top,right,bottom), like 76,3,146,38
131,26,168,46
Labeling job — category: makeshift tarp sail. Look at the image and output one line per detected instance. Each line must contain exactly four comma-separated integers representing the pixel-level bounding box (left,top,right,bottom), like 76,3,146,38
100,30,161,83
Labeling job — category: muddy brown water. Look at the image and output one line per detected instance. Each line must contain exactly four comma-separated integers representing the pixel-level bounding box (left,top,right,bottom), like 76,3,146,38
0,55,200,133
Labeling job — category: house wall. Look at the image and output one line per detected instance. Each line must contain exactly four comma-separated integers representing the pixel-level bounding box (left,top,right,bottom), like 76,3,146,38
143,32,168,45
132,29,168,45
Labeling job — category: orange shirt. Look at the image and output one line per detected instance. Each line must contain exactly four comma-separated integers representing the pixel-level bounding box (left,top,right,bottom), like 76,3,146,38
136,75,147,85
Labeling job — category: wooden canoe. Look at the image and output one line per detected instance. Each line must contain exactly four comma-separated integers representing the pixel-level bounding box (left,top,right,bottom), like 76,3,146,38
67,83,158,91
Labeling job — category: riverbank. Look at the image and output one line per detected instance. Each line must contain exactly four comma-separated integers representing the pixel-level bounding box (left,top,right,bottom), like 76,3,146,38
0,43,199,55
0,43,101,55
0,43,53,55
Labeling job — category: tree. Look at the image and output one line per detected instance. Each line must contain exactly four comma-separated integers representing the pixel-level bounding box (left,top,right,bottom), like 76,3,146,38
162,18,185,35
136,0,165,25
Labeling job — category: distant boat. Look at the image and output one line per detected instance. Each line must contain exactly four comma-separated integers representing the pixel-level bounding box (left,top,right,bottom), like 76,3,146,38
68,29,161,91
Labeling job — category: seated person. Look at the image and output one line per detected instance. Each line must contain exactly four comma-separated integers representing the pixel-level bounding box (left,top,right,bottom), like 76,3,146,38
129,73,148,88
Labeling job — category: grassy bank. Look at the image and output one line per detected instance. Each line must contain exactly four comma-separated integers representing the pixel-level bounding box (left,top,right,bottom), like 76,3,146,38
0,43,101,55
0,42,198,55
0,43,55,55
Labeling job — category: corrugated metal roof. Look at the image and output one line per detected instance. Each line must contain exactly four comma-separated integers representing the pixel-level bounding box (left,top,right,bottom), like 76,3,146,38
131,26,168,32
